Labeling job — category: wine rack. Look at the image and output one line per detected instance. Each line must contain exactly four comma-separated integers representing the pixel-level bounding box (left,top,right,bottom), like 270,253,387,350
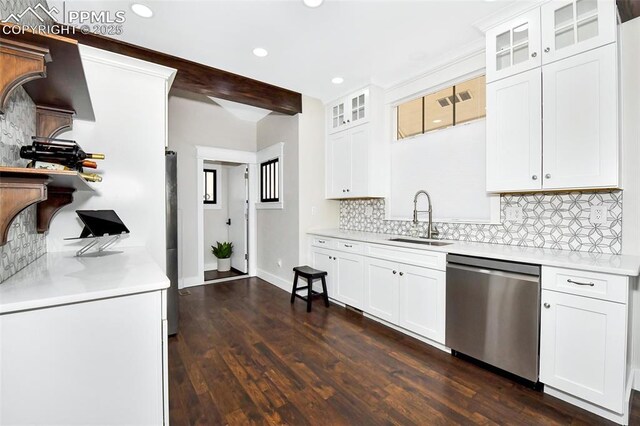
0,167,94,245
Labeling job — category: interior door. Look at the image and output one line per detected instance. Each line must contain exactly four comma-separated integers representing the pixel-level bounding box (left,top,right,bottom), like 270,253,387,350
228,164,248,273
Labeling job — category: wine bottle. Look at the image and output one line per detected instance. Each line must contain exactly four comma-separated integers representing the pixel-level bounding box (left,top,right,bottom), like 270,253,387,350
79,172,102,182
20,139,105,165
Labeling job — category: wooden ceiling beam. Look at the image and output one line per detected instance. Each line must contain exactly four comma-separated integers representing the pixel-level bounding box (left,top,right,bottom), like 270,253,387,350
50,24,302,115
618,0,640,23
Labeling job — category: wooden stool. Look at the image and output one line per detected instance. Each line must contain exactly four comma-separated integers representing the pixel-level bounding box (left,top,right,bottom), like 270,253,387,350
290,266,329,312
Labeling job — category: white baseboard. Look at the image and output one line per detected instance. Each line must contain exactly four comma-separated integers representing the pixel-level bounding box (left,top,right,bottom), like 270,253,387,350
257,268,291,292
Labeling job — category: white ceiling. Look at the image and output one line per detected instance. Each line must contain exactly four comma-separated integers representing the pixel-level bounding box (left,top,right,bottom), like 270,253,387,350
49,0,539,104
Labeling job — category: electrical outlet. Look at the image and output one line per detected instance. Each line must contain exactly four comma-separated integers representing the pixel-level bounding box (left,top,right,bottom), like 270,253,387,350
590,205,608,224
505,206,524,223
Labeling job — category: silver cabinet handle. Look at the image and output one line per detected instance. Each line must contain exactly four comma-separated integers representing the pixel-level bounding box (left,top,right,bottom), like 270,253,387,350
344,244,352,248
531,52,537,57
399,272,404,276
392,270,397,274
532,175,538,180
318,240,325,244
544,47,550,53
545,173,551,179
346,189,350,192
567,279,595,287
544,303,550,309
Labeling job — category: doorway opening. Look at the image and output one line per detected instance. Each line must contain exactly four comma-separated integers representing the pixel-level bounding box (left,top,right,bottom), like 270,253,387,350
202,160,249,284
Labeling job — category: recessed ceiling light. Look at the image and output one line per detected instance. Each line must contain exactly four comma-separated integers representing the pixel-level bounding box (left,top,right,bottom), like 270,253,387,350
433,119,442,123
253,48,268,57
131,3,153,18
331,77,344,84
303,0,324,7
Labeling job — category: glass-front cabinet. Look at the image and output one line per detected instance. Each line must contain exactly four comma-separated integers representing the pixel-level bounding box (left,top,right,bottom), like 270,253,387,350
540,0,616,64
485,8,541,83
327,88,370,134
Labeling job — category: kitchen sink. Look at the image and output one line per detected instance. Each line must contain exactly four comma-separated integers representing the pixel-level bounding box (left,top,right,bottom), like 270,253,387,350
387,238,452,246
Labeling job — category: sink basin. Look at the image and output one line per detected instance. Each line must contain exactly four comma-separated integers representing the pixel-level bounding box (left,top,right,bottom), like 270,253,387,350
388,238,452,246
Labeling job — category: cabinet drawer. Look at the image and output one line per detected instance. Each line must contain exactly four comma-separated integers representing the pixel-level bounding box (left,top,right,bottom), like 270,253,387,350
542,266,628,304
311,237,336,249
335,240,364,254
366,244,446,271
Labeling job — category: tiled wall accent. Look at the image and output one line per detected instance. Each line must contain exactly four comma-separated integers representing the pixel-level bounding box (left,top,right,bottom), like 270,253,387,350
340,191,623,254
0,88,46,283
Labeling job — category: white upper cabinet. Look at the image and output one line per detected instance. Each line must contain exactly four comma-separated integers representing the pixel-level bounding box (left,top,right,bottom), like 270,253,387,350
328,88,370,134
486,8,542,83
325,85,387,199
542,44,618,189
540,0,617,64
486,68,542,192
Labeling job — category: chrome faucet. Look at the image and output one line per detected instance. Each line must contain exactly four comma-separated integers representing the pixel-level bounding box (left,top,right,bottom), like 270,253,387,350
413,190,439,239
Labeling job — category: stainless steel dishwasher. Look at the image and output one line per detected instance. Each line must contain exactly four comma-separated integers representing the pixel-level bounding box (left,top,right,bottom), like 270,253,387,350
446,254,541,383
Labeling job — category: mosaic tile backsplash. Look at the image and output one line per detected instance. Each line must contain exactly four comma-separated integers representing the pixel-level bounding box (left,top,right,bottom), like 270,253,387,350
340,191,623,254
0,87,46,283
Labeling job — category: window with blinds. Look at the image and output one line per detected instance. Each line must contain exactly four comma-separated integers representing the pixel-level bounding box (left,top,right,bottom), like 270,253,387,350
260,158,279,203
396,75,486,140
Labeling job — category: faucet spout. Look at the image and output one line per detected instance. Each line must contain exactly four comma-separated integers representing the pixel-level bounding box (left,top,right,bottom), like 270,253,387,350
412,190,438,239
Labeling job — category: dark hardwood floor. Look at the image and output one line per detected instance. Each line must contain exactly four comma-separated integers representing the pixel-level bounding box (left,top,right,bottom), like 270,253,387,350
204,268,247,282
169,277,640,425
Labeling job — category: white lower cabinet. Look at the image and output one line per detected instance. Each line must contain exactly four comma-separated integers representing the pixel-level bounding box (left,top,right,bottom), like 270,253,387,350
311,247,336,298
398,264,446,344
539,265,631,420
364,257,400,324
540,289,627,413
335,252,365,310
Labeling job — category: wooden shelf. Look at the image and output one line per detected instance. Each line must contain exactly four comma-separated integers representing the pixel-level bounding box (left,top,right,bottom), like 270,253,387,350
0,167,94,245
0,23,94,121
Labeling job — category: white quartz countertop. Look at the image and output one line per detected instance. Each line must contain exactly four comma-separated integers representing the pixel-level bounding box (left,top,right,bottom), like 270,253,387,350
308,229,640,276
0,247,169,315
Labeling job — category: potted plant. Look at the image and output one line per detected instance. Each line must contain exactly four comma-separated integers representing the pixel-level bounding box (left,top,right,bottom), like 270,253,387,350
212,241,233,272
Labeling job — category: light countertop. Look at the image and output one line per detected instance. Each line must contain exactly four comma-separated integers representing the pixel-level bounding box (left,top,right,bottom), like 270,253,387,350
308,229,640,276
0,247,169,315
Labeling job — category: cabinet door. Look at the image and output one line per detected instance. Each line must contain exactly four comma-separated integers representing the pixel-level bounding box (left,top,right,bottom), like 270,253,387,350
0,292,164,425
364,257,399,324
541,0,616,64
398,264,446,344
347,88,370,127
542,44,618,189
327,132,351,198
311,247,336,298
335,252,365,309
540,290,626,413
486,8,542,83
348,124,369,197
328,99,347,134
486,68,542,192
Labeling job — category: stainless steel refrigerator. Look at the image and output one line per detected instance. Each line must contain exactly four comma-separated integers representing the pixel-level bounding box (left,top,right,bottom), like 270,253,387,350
166,151,179,335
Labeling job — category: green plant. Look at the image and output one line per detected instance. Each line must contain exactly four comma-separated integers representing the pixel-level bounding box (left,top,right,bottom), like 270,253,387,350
211,241,233,259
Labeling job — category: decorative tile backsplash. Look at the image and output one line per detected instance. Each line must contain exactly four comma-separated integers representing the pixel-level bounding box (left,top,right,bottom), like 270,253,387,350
340,191,623,254
0,87,46,283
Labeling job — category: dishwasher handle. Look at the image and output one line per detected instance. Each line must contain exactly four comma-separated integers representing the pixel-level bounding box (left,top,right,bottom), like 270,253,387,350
446,262,541,284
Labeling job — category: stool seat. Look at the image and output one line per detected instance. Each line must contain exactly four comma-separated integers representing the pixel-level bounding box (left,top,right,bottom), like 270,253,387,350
293,266,327,278
291,265,329,312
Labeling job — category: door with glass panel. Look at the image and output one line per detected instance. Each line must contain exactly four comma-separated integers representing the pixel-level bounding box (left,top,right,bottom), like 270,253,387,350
485,8,541,83
540,0,616,64
347,89,369,128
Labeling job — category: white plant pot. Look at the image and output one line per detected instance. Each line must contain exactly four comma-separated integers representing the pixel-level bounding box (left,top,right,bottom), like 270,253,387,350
217,258,231,272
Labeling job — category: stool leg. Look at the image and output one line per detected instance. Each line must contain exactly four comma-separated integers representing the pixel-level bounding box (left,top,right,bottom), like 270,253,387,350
290,272,299,304
321,276,329,308
307,277,312,312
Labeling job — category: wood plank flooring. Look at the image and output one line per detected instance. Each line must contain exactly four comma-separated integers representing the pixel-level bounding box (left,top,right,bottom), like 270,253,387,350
169,277,639,425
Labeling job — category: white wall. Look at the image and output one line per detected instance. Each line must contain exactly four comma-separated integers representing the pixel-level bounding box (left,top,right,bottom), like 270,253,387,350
256,113,300,286
46,46,175,271
203,164,229,270
168,92,256,286
298,96,340,265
